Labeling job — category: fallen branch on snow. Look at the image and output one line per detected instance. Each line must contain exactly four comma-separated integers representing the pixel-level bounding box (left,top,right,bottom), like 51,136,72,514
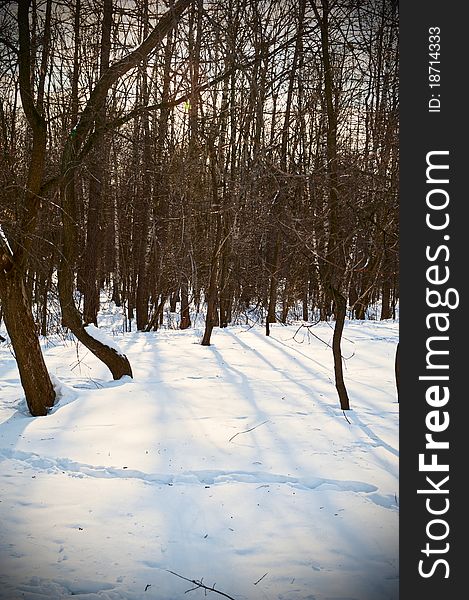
228,420,270,443
253,572,268,585
166,570,236,599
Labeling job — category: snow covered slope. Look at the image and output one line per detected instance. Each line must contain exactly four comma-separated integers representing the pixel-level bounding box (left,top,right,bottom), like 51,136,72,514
0,321,399,600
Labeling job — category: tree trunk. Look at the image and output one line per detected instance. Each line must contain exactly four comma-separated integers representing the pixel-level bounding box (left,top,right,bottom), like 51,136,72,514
82,0,112,326
54,0,191,377
355,294,368,320
145,295,166,331
218,232,231,328
266,234,280,336
201,135,222,347
380,278,392,320
134,3,153,332
180,279,191,329
312,0,351,408
82,161,103,325
302,287,309,321
169,291,178,312
201,249,219,346
331,288,350,410
0,271,55,415
59,268,133,379
59,171,133,380
0,0,56,416
135,271,149,331
281,280,290,324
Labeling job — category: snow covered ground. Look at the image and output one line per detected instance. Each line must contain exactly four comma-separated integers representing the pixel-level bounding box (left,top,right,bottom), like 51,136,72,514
0,317,399,600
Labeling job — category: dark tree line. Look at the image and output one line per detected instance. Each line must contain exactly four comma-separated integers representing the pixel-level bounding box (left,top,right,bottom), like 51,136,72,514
0,0,398,415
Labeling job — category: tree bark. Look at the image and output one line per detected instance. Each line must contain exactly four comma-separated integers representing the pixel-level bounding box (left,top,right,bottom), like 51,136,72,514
0,0,56,415
302,285,309,322
312,0,351,408
218,226,231,328
331,288,350,410
59,167,133,380
58,245,133,380
82,0,112,326
266,234,280,336
135,0,153,331
180,278,191,329
380,278,392,320
201,257,219,346
0,271,55,415
201,142,222,347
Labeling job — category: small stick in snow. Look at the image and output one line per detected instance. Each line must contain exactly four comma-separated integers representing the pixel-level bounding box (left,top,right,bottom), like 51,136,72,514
87,376,104,389
228,420,269,443
293,322,331,348
342,410,351,425
166,570,236,599
253,572,268,585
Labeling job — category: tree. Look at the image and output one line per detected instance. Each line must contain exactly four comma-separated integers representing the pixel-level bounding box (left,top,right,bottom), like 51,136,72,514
1,0,398,414
1,0,193,414
0,0,55,415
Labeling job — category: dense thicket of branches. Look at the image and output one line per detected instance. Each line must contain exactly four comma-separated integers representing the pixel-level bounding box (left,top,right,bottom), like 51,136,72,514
0,0,398,415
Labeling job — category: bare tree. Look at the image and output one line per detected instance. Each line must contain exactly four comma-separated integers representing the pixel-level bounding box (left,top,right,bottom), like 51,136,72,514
0,0,55,415
1,0,398,414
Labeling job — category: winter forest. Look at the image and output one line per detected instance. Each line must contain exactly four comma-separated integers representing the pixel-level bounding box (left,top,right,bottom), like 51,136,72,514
0,0,399,599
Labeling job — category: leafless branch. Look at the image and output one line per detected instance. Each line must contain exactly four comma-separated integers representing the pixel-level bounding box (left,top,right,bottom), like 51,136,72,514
253,572,268,585
229,420,269,443
166,570,237,600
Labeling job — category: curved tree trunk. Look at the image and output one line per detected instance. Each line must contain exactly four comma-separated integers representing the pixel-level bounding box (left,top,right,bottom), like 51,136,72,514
0,0,56,416
58,256,133,379
0,271,55,415
59,168,133,380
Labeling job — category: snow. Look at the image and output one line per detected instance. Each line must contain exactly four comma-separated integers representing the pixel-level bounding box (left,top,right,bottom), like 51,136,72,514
84,323,125,356
0,318,399,599
0,224,13,256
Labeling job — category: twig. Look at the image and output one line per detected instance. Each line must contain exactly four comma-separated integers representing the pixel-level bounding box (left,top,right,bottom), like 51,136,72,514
293,323,354,359
239,313,261,331
229,420,269,443
253,572,268,585
342,410,351,424
292,324,332,349
166,570,236,600
87,376,104,389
